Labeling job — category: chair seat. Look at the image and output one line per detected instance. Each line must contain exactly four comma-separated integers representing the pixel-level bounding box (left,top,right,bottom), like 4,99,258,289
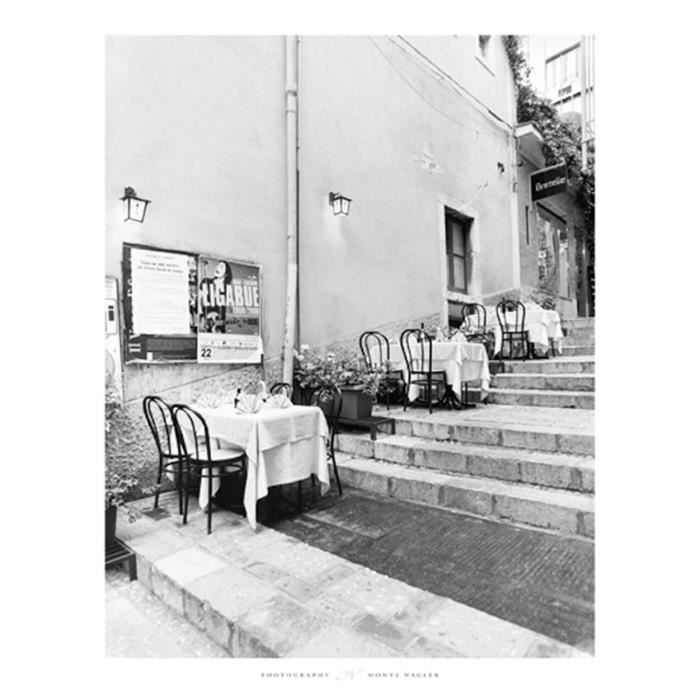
188,446,246,462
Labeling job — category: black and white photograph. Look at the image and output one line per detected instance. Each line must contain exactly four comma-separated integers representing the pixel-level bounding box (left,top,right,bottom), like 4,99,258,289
104,33,596,660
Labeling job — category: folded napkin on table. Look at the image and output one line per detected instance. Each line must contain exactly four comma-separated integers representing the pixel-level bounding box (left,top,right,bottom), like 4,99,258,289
196,393,223,408
236,393,263,414
264,394,292,410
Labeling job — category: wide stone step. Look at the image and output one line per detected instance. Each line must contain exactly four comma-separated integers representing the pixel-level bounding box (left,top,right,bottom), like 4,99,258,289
488,388,594,409
502,358,595,375
336,433,594,493
336,455,594,539
560,345,595,357
374,407,594,456
491,373,595,392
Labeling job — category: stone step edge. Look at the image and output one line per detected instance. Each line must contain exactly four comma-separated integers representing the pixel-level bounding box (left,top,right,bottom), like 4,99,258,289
336,434,594,493
336,455,594,539
339,431,594,469
371,415,594,457
493,373,596,380
489,388,594,397
117,505,590,657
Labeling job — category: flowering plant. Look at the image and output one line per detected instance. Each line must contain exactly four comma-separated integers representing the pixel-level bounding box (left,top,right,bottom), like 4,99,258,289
294,345,387,397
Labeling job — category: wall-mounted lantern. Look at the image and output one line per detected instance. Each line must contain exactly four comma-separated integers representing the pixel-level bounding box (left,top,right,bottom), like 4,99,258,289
329,191,352,216
120,186,151,223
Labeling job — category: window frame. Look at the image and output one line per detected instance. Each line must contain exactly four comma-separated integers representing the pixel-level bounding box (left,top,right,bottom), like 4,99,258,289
445,210,472,294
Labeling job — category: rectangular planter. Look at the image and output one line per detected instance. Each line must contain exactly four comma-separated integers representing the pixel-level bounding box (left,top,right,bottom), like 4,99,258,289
340,388,373,420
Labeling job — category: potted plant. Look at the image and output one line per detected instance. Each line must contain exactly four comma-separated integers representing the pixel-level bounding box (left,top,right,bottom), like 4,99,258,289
105,382,140,547
293,345,387,420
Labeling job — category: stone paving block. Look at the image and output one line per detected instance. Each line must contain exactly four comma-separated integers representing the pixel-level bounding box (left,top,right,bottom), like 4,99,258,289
150,568,185,616
354,614,419,652
559,433,595,456
442,484,493,516
467,453,520,482
127,529,191,562
181,590,234,651
411,420,451,441
338,464,389,496
413,445,467,473
374,440,414,466
253,538,341,581
581,469,595,492
404,636,464,657
274,575,323,603
501,429,557,452
494,494,579,535
325,570,422,619
307,563,356,589
187,566,279,625
451,424,502,446
155,547,228,586
242,560,288,583
519,462,577,491
580,513,595,538
389,476,443,505
414,598,536,657
231,626,278,657
289,625,401,658
392,419,413,436
234,594,326,657
337,433,375,458
525,638,587,657
134,554,153,591
392,591,446,629
306,589,366,626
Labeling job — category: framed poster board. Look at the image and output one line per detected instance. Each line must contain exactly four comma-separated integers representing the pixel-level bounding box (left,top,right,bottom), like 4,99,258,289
122,243,262,364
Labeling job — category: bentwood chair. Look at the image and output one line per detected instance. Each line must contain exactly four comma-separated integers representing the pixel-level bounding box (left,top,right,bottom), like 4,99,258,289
143,396,185,513
358,330,405,409
309,385,343,496
171,404,247,535
496,299,531,360
399,328,447,414
269,382,293,399
461,302,495,359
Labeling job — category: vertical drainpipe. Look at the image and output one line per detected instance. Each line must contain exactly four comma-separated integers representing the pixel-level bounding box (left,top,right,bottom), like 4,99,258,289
282,36,299,384
508,72,521,295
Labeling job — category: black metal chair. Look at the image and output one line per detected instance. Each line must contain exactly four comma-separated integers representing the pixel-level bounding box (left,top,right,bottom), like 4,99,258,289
309,385,343,496
399,328,447,414
171,404,247,535
358,330,405,409
269,382,293,399
496,299,531,360
143,396,185,514
461,302,495,359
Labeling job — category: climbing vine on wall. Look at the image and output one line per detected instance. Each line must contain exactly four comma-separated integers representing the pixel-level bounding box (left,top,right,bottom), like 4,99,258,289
502,36,595,240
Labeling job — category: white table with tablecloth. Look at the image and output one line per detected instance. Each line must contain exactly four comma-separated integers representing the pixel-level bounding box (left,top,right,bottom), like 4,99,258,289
374,339,490,401
189,404,329,530
473,304,563,356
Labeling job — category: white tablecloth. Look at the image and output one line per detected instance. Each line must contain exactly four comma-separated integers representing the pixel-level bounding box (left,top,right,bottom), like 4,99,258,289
190,404,330,530
482,304,563,355
375,340,490,401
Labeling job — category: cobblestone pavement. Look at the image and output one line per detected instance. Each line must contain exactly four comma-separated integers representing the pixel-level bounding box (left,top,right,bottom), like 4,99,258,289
263,486,594,652
106,567,229,657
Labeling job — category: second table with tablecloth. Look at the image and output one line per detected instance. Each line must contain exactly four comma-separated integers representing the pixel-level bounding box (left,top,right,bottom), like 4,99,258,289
187,403,330,530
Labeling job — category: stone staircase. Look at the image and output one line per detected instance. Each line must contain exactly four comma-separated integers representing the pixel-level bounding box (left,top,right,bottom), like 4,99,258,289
488,318,595,409
335,318,595,540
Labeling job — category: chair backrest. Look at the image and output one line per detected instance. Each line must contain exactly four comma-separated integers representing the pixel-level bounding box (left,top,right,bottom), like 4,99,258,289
171,404,213,463
462,303,487,333
309,385,343,448
399,328,433,374
143,396,178,458
359,330,390,369
269,382,293,398
496,299,527,333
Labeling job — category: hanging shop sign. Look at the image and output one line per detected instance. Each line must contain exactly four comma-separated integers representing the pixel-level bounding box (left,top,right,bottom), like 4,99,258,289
122,243,262,364
530,163,568,202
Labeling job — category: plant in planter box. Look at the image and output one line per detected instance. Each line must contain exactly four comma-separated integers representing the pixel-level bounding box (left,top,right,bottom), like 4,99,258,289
293,345,387,419
105,382,142,544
